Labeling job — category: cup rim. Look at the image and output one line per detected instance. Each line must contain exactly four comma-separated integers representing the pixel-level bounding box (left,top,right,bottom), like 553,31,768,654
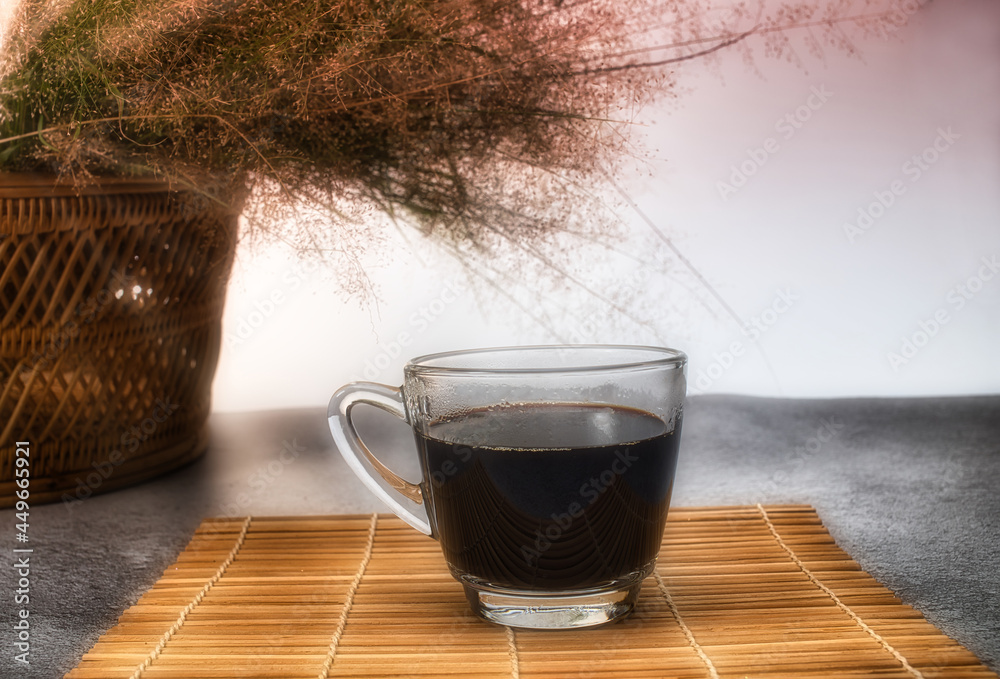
404,344,687,376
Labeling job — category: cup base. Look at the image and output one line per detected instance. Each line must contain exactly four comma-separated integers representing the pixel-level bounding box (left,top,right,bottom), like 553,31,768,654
461,577,643,629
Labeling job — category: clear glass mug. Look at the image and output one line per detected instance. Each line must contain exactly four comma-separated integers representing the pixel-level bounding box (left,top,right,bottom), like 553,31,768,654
327,345,687,629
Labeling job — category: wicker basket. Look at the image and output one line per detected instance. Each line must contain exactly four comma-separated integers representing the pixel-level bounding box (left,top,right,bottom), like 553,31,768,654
0,174,240,507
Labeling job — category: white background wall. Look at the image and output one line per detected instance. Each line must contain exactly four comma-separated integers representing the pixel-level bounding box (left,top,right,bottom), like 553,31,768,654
213,0,1000,412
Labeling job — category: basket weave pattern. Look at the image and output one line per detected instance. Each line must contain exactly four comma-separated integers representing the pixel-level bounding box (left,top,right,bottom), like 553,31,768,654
0,177,239,506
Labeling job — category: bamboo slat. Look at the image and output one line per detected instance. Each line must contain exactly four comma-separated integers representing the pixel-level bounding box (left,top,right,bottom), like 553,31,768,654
67,505,997,679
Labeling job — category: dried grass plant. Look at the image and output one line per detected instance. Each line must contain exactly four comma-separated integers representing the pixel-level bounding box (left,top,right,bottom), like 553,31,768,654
0,0,906,303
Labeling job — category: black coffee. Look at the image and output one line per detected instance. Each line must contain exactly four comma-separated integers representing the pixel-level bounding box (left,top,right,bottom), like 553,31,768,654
415,403,680,591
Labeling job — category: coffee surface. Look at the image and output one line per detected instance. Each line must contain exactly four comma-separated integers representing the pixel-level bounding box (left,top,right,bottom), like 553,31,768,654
416,403,680,590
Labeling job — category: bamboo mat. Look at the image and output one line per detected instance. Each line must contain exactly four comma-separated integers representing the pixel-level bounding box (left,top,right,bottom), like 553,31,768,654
68,505,996,679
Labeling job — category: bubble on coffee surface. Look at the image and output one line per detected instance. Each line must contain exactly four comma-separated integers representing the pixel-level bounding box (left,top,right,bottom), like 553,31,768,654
430,402,666,450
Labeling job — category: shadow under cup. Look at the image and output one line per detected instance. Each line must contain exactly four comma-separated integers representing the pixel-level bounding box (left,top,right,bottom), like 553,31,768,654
328,345,687,629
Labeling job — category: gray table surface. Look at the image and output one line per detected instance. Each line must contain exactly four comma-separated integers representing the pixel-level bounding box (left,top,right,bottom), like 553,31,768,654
2,394,999,678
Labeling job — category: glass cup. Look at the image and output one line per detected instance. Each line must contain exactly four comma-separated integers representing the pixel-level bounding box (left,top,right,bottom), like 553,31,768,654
328,345,687,629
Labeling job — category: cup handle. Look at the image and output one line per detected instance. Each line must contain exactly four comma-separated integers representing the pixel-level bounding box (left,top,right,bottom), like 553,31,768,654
327,382,432,536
